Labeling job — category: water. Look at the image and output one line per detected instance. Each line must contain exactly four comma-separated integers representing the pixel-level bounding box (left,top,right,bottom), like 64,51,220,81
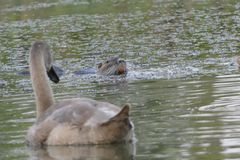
1,0,240,159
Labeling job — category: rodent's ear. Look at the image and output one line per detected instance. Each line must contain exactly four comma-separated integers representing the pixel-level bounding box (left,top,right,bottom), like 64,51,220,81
97,63,102,69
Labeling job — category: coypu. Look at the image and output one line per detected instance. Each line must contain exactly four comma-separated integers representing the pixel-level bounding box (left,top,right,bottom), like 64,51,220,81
97,56,127,76
73,56,127,76
26,41,134,146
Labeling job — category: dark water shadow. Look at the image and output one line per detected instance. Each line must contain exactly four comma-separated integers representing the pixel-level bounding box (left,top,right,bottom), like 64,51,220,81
27,143,135,160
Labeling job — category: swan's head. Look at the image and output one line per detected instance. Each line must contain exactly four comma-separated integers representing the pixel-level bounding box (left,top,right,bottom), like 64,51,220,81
31,41,60,83
97,56,127,76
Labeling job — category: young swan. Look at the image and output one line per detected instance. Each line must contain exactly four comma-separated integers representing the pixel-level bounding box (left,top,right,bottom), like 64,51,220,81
26,41,133,146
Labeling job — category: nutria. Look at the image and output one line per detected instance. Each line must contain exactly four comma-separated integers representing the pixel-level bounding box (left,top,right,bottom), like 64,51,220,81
74,56,127,76
26,41,134,146
97,56,127,76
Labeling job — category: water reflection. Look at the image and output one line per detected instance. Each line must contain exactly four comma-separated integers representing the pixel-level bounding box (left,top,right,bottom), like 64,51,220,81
177,74,240,159
199,74,240,111
28,143,135,160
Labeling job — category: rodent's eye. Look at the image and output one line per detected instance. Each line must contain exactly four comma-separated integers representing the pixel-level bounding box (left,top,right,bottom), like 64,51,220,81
105,60,109,63
97,63,102,69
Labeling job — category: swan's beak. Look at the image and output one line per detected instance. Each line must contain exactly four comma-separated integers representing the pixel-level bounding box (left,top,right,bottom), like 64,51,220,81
47,66,60,83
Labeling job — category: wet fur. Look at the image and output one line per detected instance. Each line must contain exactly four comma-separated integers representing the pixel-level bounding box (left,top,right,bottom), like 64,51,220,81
98,56,127,76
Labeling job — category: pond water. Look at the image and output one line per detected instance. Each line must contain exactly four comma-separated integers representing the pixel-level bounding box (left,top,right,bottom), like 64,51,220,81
1,0,240,159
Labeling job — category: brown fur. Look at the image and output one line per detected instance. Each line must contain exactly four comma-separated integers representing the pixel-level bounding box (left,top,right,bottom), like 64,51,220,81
97,56,127,76
26,41,134,146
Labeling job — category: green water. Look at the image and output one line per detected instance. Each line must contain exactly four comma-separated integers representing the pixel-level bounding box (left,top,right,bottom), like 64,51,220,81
1,0,240,159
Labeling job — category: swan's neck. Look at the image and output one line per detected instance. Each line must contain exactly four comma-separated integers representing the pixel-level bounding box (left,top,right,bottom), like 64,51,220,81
30,52,54,119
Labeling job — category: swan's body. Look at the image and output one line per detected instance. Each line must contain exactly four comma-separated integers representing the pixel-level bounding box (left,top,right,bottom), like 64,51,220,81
26,41,133,146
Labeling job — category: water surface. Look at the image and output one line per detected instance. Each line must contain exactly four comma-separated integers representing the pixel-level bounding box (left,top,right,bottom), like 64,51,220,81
1,0,240,159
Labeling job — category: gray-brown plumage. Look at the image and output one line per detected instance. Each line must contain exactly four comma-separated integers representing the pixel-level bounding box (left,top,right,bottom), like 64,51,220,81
26,41,134,146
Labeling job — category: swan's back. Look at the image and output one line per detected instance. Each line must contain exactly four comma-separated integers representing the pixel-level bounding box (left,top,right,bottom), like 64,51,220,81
40,98,121,125
27,98,133,146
